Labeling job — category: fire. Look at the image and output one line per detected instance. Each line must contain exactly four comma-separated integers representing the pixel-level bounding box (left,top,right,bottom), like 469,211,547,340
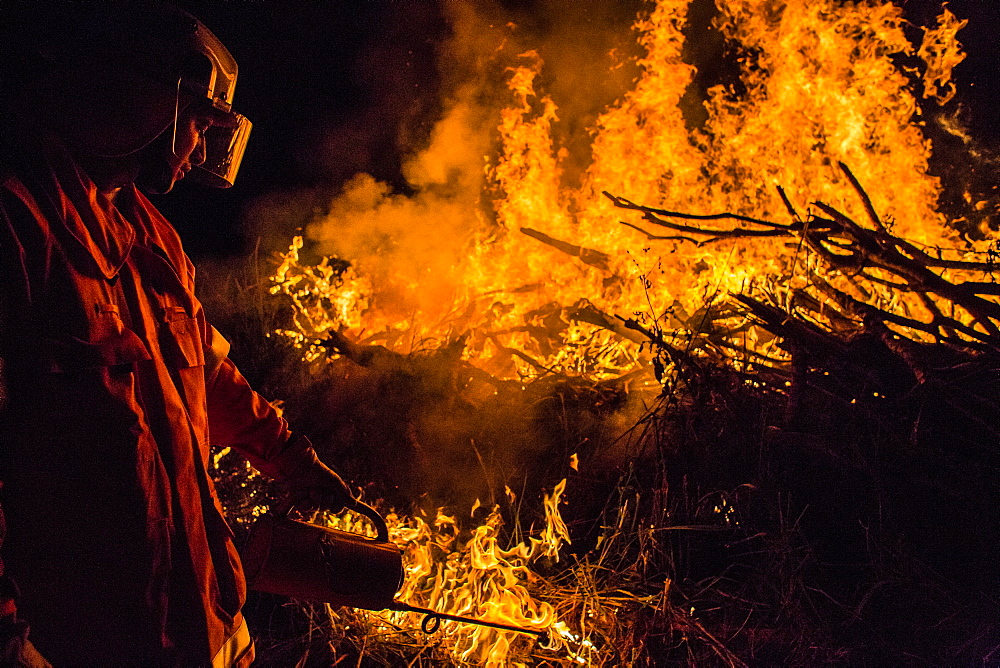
261,0,981,662
918,8,967,106
211,448,589,663
271,0,974,378
325,480,585,666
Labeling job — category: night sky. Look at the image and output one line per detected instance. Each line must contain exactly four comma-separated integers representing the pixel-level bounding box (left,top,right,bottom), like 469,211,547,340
8,1,996,261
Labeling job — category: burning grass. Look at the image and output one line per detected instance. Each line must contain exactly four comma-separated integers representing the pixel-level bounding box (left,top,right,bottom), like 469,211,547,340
199,0,1000,663
205,242,1000,664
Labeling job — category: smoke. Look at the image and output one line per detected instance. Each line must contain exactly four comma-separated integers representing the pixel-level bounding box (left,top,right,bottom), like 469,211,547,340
293,0,644,332
218,0,656,510
304,83,495,328
248,0,651,509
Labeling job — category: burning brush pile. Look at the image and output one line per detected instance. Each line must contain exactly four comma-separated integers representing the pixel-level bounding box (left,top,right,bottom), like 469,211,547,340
206,0,1000,664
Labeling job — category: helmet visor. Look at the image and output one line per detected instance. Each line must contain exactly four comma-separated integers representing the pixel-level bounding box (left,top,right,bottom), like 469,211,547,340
192,112,252,188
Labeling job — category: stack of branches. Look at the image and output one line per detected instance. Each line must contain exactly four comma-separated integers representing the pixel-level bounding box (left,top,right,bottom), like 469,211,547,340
599,164,1000,664
606,162,1000,364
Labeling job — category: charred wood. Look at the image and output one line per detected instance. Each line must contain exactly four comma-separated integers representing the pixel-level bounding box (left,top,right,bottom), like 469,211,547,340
519,227,612,272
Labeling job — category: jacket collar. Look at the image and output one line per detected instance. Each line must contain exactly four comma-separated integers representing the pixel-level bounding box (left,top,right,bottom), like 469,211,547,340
37,138,137,280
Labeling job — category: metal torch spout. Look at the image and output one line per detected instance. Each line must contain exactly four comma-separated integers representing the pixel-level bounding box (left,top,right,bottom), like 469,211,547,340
389,600,549,643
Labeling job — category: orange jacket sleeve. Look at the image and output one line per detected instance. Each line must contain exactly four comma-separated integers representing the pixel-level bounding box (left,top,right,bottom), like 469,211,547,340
206,357,315,481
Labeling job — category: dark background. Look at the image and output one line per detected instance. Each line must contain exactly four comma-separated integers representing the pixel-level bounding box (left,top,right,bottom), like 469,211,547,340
5,0,998,260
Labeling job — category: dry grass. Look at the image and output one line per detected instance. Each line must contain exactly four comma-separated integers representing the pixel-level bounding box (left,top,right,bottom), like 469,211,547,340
202,253,1000,666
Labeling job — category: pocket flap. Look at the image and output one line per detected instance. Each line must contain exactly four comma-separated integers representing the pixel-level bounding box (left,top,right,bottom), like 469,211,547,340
162,307,205,369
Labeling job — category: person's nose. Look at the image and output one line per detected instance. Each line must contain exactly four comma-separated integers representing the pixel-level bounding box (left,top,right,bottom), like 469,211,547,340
191,134,207,166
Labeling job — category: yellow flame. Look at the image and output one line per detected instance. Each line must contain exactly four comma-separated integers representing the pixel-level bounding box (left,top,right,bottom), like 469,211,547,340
273,0,975,378
353,479,585,666
918,7,968,105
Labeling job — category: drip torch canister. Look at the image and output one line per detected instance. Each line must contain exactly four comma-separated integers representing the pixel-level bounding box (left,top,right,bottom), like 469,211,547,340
241,498,404,610
240,497,548,641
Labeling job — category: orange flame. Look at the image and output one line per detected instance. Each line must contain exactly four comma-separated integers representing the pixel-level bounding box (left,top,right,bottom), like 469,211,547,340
272,0,973,377
354,480,582,666
266,0,977,660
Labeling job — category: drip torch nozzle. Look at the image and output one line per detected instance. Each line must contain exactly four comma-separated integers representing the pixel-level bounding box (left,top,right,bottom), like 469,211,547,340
389,601,548,641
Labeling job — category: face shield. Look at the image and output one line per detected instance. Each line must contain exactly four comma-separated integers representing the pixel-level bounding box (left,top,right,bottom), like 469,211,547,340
26,3,254,182
189,111,252,189
173,15,252,188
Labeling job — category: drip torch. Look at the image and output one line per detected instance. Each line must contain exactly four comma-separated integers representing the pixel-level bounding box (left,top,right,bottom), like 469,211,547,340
240,497,548,641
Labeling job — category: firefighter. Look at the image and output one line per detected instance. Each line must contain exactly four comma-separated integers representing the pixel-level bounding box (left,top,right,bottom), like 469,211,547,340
0,3,353,665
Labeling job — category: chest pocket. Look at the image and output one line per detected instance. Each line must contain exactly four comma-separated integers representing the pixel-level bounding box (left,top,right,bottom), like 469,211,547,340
161,306,205,369
41,304,151,373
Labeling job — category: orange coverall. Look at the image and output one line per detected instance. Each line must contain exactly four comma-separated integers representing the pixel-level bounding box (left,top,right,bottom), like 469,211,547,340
0,135,312,665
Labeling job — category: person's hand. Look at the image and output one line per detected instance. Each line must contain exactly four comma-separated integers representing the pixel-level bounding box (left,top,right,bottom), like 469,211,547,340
285,452,355,514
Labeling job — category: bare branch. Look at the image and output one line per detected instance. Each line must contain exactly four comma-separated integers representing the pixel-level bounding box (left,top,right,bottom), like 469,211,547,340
619,220,701,245
776,185,802,224
959,281,1000,296
636,210,791,239
520,227,612,272
838,162,886,233
603,191,795,231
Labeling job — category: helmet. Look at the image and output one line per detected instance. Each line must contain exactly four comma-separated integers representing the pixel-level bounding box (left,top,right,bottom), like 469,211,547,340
11,2,252,187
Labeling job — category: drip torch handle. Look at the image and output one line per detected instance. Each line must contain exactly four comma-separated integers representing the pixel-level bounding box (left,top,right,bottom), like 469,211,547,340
278,497,390,543
389,601,548,641
346,498,390,543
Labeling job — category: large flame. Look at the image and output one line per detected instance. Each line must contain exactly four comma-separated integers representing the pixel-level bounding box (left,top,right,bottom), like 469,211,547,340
271,0,970,379
264,0,975,662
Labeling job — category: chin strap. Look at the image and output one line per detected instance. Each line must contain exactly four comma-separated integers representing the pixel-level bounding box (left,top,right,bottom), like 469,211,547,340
171,76,182,158
90,76,182,160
